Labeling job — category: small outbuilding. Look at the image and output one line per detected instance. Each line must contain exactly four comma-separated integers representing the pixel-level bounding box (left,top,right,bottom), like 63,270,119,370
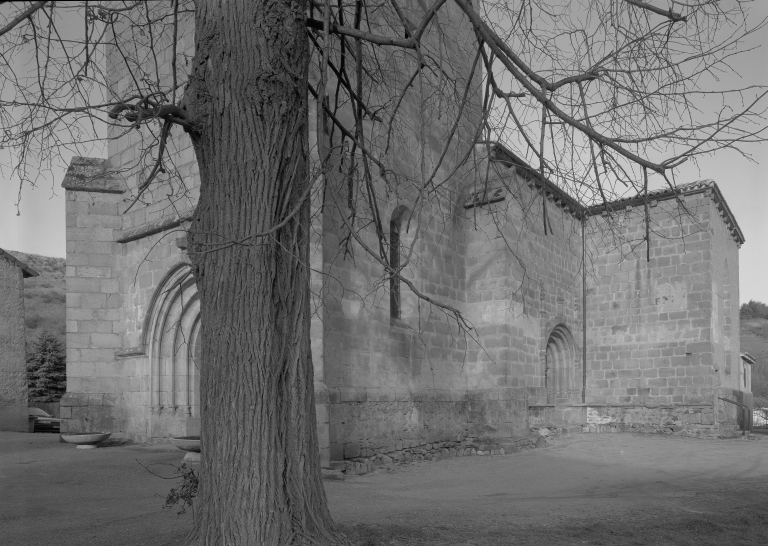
0,248,38,431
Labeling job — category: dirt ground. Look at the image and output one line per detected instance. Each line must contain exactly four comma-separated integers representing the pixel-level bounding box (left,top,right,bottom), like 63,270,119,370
1,431,766,545
331,432,768,545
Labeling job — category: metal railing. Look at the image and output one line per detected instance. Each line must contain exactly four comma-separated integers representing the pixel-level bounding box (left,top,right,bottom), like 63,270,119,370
718,397,752,435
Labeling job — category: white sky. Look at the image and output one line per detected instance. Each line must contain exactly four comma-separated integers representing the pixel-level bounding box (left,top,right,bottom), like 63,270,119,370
0,3,766,303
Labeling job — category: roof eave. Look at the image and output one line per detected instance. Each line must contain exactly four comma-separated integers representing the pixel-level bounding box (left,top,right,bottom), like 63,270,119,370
0,248,39,278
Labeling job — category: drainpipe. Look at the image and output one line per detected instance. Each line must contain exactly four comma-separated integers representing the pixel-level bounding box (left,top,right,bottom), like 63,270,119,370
582,217,587,404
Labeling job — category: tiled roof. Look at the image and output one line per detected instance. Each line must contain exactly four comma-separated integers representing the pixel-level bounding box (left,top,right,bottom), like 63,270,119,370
478,141,585,216
0,248,39,278
478,142,744,246
587,179,745,245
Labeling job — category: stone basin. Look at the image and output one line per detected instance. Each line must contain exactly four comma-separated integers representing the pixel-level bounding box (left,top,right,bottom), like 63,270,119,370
61,432,112,449
170,436,201,461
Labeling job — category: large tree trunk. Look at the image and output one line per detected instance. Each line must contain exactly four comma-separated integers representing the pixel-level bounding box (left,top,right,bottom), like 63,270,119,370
184,1,347,543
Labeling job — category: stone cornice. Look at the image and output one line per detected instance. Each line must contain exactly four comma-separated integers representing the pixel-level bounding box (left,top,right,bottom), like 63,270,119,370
116,210,194,244
474,141,586,217
477,143,745,246
587,179,745,245
61,157,126,194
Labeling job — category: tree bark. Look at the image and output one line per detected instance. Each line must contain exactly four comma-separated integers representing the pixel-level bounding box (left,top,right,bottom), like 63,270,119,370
184,1,347,543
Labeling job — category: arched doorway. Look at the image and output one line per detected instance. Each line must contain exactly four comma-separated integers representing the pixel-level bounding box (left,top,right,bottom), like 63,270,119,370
545,324,576,404
142,263,200,437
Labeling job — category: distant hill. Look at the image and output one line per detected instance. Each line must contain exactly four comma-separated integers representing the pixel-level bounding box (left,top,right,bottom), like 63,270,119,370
741,317,768,407
5,251,66,346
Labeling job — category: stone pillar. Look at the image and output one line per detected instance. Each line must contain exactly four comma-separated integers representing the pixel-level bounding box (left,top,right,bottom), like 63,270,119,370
59,157,126,434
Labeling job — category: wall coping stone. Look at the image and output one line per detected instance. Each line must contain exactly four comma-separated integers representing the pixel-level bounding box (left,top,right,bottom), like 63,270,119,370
474,141,584,215
0,248,39,277
61,157,126,194
587,179,744,245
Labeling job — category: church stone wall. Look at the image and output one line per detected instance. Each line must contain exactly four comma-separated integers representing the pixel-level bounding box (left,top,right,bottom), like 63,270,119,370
462,160,584,439
107,4,197,441
61,4,750,454
709,193,747,431
322,190,474,461
584,187,744,437
320,125,479,461
326,149,590,463
60,10,205,443
318,2,486,461
114,239,197,442
58,150,201,442
59,162,126,435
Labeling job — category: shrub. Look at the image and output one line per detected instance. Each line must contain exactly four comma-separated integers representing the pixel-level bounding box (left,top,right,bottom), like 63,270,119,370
740,300,768,320
163,464,199,515
27,330,66,402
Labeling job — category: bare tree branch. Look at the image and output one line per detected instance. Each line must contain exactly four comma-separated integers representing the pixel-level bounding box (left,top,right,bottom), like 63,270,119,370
0,1,47,39
625,0,687,23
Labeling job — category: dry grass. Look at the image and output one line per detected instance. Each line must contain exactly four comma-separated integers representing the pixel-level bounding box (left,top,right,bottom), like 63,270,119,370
6,250,65,346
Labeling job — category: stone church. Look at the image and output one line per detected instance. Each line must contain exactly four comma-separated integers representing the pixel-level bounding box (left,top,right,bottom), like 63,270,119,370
60,6,751,466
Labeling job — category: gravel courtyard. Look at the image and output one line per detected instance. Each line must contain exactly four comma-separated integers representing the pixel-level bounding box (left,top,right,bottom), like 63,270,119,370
1,431,766,545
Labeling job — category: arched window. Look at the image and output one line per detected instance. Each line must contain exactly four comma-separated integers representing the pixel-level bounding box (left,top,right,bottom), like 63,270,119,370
389,205,411,319
544,324,576,404
390,217,401,319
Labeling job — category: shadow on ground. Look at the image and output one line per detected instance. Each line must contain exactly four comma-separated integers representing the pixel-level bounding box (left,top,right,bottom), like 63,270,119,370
342,510,768,546
2,432,766,545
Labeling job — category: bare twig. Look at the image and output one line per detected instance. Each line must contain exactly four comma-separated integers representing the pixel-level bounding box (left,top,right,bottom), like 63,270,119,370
625,0,687,23
0,1,47,38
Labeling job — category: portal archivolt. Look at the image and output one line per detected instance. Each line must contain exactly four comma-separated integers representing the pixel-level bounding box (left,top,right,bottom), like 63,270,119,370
143,263,201,417
545,324,576,404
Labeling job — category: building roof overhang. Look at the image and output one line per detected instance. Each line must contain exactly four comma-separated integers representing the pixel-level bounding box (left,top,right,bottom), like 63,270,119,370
473,141,585,218
474,142,745,246
741,353,757,366
587,179,745,245
0,248,39,278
